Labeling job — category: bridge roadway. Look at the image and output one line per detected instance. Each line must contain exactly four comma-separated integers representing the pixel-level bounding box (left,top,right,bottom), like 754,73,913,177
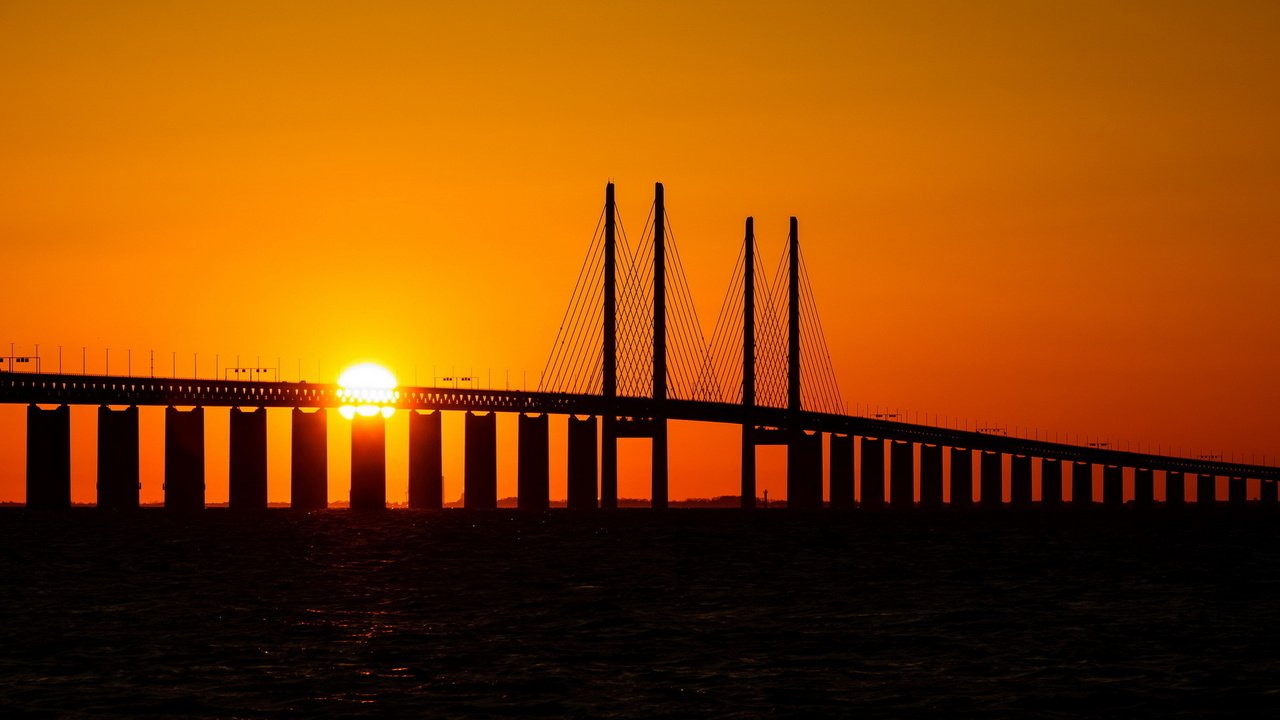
2,372,1276,482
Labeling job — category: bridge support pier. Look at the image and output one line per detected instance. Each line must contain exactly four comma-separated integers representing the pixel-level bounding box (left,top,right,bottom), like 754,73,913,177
1011,455,1032,507
408,411,442,509
98,405,139,509
601,419,618,510
890,441,913,508
949,448,972,507
1134,468,1154,508
1072,461,1093,505
1228,477,1246,507
229,407,267,510
164,406,205,510
517,413,549,510
290,409,328,509
1165,471,1185,506
1197,473,1215,507
350,414,386,510
567,416,597,509
860,437,885,509
741,425,757,509
1103,465,1123,506
1262,481,1278,506
652,420,669,510
464,412,497,509
1041,458,1062,506
920,444,943,508
26,404,71,510
829,434,854,510
786,431,822,510
980,452,1002,508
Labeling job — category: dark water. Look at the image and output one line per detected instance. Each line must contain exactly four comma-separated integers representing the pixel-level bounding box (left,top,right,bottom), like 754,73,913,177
2,508,1279,718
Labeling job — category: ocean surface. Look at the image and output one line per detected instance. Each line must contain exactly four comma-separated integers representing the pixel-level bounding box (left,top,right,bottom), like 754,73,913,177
2,508,1279,718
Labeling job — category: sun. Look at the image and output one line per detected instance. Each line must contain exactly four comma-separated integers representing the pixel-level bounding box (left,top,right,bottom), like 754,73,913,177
337,362,399,419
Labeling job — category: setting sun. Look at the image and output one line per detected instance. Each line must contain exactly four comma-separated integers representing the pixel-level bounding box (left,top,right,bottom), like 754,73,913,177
337,362,399,419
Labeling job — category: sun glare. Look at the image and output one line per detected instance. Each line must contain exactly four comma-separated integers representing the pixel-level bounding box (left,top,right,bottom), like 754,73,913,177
337,362,399,419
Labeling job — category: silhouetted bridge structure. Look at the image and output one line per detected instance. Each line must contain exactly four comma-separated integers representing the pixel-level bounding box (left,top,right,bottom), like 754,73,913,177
6,183,1277,510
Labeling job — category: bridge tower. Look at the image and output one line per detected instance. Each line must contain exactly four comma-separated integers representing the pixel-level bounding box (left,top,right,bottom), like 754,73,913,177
601,182,618,509
651,182,669,509
740,218,756,509
737,215,826,509
783,217,823,509
595,182,672,509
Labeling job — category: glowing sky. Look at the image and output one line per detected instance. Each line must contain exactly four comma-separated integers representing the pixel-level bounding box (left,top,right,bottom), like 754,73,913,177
2,1,1278,503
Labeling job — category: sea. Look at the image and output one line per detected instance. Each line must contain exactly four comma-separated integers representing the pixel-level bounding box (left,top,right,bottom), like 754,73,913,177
2,507,1278,718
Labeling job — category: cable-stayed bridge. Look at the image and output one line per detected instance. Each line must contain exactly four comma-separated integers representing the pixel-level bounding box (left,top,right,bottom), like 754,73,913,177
3,183,1277,510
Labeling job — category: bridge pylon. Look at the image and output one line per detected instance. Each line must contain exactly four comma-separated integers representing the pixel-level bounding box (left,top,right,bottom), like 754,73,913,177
601,182,618,509
740,217,756,509
651,182,669,509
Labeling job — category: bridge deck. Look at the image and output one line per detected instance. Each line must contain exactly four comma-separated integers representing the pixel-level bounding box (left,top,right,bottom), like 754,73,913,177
2,372,1275,482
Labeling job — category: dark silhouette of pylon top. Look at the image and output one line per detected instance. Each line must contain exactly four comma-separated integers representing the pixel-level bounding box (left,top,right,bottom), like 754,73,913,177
541,182,844,415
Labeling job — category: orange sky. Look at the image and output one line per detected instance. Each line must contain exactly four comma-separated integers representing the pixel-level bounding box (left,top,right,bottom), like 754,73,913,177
2,1,1278,504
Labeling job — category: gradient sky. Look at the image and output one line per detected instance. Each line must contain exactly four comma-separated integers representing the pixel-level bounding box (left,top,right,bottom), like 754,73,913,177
2,1,1278,503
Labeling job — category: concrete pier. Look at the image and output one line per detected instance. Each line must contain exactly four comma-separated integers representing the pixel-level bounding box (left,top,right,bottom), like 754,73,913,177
1010,455,1031,507
949,448,972,507
1041,458,1062,506
26,404,71,510
1197,473,1215,507
828,433,854,510
567,415,597,509
1228,477,1246,507
517,413,550,510
97,405,140,510
164,406,205,510
860,437,885,509
350,414,386,510
408,410,442,509
1072,461,1093,505
890,440,913,508
740,425,756,510
1262,480,1278,506
920,444,943,508
652,420,669,511
290,409,328,509
464,411,497,509
1103,465,1123,506
1165,471,1185,507
1134,468,1154,508
787,431,823,510
980,451,1002,508
229,407,267,510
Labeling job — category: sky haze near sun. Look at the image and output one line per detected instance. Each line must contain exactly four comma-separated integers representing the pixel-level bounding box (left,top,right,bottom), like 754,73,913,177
2,1,1278,503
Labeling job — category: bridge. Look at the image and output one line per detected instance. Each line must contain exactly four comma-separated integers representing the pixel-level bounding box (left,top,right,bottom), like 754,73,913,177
5,182,1277,510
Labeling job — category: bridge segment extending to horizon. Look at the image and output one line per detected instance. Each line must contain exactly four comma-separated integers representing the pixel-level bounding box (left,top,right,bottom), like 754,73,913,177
5,182,1277,510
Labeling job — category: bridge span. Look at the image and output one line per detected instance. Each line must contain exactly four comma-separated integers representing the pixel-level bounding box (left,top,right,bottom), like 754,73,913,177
5,370,1276,510
7,182,1277,509
4,371,1276,482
